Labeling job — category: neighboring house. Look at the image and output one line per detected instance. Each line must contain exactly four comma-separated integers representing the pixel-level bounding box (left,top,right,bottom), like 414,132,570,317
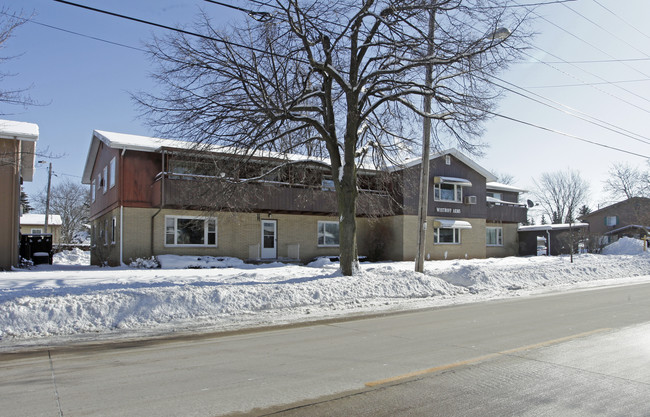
0,119,39,270
579,197,650,245
82,130,527,266
518,223,590,256
20,213,63,244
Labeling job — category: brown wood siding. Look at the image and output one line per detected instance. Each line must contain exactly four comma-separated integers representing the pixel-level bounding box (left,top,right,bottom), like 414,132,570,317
89,143,120,218
122,151,161,206
157,177,393,216
399,155,488,219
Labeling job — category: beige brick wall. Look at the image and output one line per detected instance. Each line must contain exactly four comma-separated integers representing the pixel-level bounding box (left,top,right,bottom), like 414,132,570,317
148,210,344,262
486,222,519,258
92,207,507,265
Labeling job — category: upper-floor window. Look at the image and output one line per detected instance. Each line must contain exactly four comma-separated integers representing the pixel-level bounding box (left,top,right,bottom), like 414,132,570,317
433,177,471,203
165,216,217,246
486,227,503,246
109,157,116,189
102,166,108,193
486,192,502,200
91,179,96,202
321,179,335,191
605,216,618,226
434,183,463,202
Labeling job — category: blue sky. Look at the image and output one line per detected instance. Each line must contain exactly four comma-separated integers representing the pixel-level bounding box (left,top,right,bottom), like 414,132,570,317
5,0,650,219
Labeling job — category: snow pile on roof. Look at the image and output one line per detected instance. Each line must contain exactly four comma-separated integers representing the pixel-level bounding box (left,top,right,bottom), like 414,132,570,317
0,119,39,140
601,237,647,256
1,252,649,348
20,213,63,226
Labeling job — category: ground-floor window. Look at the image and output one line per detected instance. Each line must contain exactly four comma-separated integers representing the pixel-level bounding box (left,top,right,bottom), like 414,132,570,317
434,228,461,244
486,227,503,246
318,221,339,247
30,228,42,234
111,217,117,244
165,216,217,246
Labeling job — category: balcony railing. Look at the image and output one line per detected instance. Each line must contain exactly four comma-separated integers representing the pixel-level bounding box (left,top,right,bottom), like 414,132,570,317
152,173,393,216
486,203,527,223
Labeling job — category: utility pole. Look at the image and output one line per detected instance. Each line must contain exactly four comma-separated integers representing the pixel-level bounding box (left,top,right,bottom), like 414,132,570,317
415,6,436,273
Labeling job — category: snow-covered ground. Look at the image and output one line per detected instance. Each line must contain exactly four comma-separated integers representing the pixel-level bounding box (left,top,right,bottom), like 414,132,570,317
1,239,649,350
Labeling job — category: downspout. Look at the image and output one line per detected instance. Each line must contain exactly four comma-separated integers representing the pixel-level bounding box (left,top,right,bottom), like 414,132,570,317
15,139,22,268
151,150,165,256
119,148,126,266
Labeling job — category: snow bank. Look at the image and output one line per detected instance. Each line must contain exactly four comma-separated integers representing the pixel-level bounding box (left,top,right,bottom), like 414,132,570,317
0,250,649,347
601,237,647,256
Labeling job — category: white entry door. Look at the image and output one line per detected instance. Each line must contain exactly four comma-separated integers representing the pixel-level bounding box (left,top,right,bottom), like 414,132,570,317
261,220,277,259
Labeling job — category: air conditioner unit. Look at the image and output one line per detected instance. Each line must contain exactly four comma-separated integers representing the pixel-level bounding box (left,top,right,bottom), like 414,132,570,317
464,195,477,205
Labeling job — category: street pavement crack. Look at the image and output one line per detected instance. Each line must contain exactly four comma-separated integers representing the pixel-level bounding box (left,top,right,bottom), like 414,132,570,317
48,350,64,417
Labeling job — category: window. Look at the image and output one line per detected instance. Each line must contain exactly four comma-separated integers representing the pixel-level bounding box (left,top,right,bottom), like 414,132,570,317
104,219,108,246
109,157,116,188
165,216,217,246
486,192,502,200
321,179,335,191
102,166,108,193
31,228,43,234
434,183,463,202
486,227,503,246
605,216,618,226
318,221,339,246
111,217,117,244
445,155,451,165
434,227,461,244
91,180,96,202
97,172,103,195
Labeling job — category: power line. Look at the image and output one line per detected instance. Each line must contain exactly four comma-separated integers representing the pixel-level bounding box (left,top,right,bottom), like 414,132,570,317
486,75,650,145
489,111,650,159
53,0,280,57
0,11,147,53
525,78,650,89
593,0,650,43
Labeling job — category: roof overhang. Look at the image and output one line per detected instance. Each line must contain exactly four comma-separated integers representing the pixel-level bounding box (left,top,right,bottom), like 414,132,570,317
0,119,39,182
434,176,472,187
434,219,472,229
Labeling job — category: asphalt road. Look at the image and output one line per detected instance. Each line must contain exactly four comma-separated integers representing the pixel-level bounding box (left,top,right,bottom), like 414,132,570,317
2,281,650,417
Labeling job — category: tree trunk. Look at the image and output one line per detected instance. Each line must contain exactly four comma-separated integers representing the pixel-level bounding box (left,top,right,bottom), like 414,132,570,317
338,162,359,276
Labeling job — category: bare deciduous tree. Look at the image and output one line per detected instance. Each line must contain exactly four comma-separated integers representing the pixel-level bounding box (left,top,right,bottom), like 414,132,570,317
603,162,649,201
532,169,589,224
0,8,36,114
35,179,89,244
136,0,530,275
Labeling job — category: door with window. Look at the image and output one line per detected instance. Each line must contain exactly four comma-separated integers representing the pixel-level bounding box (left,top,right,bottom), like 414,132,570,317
261,220,277,259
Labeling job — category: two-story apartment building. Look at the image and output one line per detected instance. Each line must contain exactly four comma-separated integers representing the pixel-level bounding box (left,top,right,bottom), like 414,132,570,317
82,130,526,266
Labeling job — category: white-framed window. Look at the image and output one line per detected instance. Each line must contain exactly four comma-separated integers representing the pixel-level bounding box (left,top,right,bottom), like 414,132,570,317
486,227,503,246
102,166,108,193
445,155,451,165
31,228,43,234
605,216,618,226
91,179,96,202
434,183,463,202
97,172,103,196
109,157,116,189
434,227,461,244
165,216,217,246
111,217,117,244
104,219,108,246
317,221,339,247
